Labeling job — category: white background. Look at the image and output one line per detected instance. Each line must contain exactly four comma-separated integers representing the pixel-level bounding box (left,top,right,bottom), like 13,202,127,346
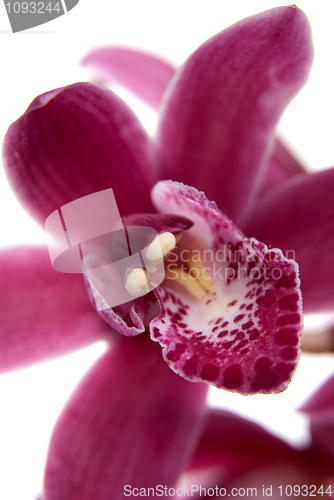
0,1,334,499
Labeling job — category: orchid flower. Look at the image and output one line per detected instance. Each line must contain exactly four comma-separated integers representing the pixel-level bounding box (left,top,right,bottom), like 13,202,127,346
182,375,334,497
0,5,331,498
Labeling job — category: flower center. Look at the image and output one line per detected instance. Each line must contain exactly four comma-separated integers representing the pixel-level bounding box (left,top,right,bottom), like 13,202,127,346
124,233,217,301
164,237,217,300
124,232,176,298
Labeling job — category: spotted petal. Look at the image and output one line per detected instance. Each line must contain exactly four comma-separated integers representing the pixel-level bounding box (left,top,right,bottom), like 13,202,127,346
150,181,302,395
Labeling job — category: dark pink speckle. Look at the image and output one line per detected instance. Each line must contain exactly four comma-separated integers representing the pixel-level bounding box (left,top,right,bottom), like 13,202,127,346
183,356,198,377
222,364,243,390
277,313,300,326
274,327,299,346
166,343,186,362
200,363,219,382
278,294,299,312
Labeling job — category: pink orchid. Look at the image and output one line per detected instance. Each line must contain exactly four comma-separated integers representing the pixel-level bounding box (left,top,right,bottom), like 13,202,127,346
0,5,330,498
182,374,334,497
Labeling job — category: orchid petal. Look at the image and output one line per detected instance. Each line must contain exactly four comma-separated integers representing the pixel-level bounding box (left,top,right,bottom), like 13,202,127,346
122,212,193,233
155,6,313,224
2,82,154,225
299,374,334,417
222,462,320,500
299,376,334,465
260,139,307,196
184,410,318,495
189,409,297,474
308,420,334,464
0,246,108,372
82,212,192,335
44,334,208,500
243,167,334,313
82,47,176,110
150,181,302,395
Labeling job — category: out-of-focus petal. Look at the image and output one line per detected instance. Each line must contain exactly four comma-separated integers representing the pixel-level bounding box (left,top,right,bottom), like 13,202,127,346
183,410,322,498
44,333,208,500
155,6,313,224
150,181,303,395
260,139,307,196
2,82,154,225
299,374,334,417
82,47,176,110
0,246,109,372
188,409,298,474
309,420,334,464
243,168,334,313
300,375,334,465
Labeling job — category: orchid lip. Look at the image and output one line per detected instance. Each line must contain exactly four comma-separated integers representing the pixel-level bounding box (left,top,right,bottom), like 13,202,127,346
150,181,303,395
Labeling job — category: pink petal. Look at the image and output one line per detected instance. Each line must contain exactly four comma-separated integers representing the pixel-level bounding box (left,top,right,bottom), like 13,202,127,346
82,212,192,335
221,462,321,499
150,181,303,395
122,212,193,233
2,83,154,225
0,246,108,372
82,47,176,110
85,286,159,337
243,167,334,313
184,410,322,494
308,420,334,465
44,333,208,500
298,374,334,474
299,374,334,417
260,139,307,196
189,409,297,474
155,6,313,225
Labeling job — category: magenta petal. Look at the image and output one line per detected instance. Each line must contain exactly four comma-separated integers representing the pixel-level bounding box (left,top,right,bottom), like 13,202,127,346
122,212,193,233
300,375,334,464
0,246,108,372
243,167,334,313
2,82,154,225
186,411,327,492
44,334,208,500
309,419,334,465
150,182,302,395
189,409,299,475
155,6,313,224
83,47,176,110
83,212,192,335
260,139,307,196
299,374,334,417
